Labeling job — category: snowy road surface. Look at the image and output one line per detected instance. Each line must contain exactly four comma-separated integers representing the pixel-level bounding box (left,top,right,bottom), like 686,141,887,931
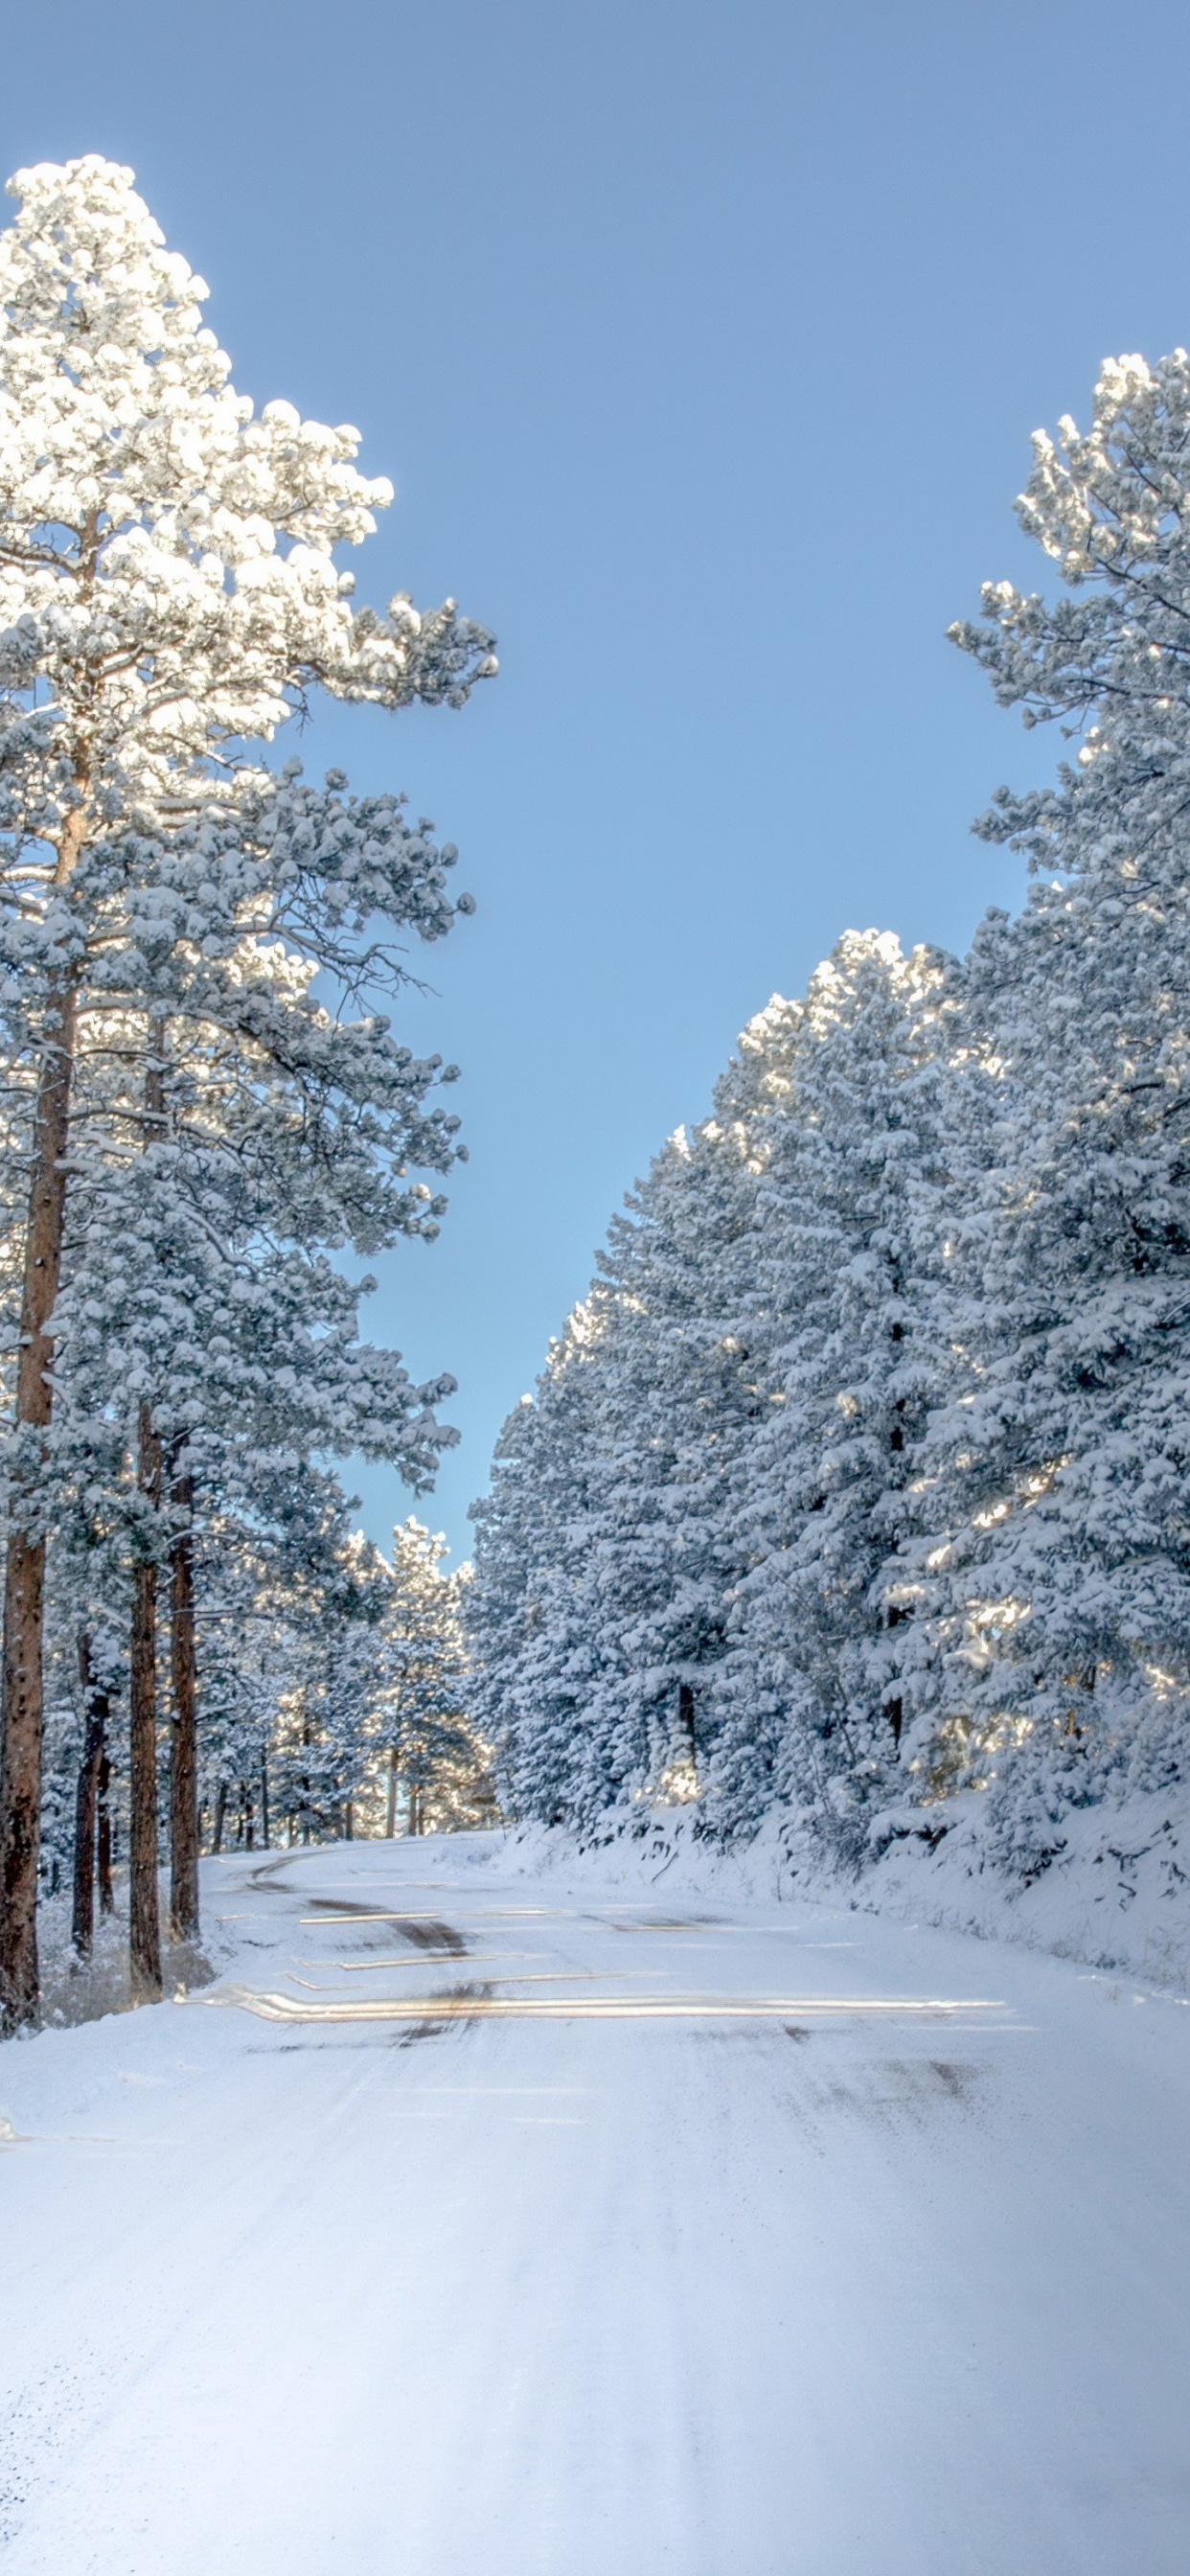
3,1831,1190,2575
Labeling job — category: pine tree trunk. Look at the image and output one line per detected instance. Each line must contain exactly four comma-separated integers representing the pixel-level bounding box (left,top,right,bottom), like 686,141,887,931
97,1749,114,1917
884,1589,907,1748
129,1037,169,1990
259,1756,269,1852
213,1779,228,1854
385,1746,398,1837
129,1404,163,2000
0,934,82,2029
0,774,92,2032
71,1636,109,1961
168,1461,199,1943
72,1737,99,1958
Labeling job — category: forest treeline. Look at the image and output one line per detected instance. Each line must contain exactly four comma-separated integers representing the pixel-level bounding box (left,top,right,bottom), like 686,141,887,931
0,159,492,2033
469,349,1190,1881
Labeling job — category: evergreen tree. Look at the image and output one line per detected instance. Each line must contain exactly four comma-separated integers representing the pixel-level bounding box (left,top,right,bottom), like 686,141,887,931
469,998,801,1834
469,1307,616,1827
378,1521,492,1835
726,933,960,1854
899,348,1190,1866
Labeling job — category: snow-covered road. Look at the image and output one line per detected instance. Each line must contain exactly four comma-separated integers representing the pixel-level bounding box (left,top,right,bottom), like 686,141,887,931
4,1831,1189,2574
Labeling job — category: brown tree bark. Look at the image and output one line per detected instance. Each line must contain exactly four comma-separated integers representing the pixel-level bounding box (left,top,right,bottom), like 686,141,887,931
129,1035,169,1993
0,974,81,2027
0,800,88,2030
129,1403,163,2000
71,1635,109,1961
168,1459,199,1943
97,1749,113,1916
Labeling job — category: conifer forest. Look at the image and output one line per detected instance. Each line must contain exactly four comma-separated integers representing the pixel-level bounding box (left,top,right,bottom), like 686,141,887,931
4,134,1190,2576
472,349,1190,1919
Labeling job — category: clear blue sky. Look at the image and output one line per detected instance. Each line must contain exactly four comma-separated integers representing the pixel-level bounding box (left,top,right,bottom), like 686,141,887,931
6,1,1190,1556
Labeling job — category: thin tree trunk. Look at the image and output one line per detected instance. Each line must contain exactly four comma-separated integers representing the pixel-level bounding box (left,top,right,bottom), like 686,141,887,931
71,1745,99,1960
129,1402,163,2000
129,1036,168,1991
385,1745,398,1837
71,1636,109,1961
168,1459,199,1943
212,1779,228,1854
0,822,84,2028
97,1749,114,1916
0,530,100,2030
260,1755,269,1852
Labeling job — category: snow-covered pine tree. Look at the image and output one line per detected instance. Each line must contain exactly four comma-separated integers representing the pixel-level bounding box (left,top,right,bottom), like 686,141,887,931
180,1475,390,1852
469,1306,615,1827
567,1025,807,1831
0,156,493,2027
469,945,961,1855
898,350,1190,1868
270,1524,393,1844
580,1128,761,1821
377,1521,492,1835
724,932,960,1857
469,996,801,1834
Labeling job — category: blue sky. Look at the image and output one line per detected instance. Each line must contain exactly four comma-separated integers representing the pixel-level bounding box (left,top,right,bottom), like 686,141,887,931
7,0,1190,1556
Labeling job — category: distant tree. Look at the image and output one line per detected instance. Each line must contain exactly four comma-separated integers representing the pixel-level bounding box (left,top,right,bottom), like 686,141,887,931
468,1326,610,1828
379,1522,492,1835
469,998,800,1835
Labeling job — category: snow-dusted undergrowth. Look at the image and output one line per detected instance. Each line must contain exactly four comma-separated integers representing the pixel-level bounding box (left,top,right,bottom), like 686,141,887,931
505,1784,1190,1993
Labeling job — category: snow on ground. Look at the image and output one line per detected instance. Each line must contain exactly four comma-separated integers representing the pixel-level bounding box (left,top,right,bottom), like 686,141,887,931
855,1782,1190,1990
4,1828,1190,2574
521,1784,1190,1993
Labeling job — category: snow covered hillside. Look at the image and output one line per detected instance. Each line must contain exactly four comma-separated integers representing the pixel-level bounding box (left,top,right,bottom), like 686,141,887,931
4,1830,1189,2575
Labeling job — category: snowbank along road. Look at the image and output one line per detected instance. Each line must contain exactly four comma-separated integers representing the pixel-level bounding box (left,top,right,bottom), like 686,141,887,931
3,1829,1189,2574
